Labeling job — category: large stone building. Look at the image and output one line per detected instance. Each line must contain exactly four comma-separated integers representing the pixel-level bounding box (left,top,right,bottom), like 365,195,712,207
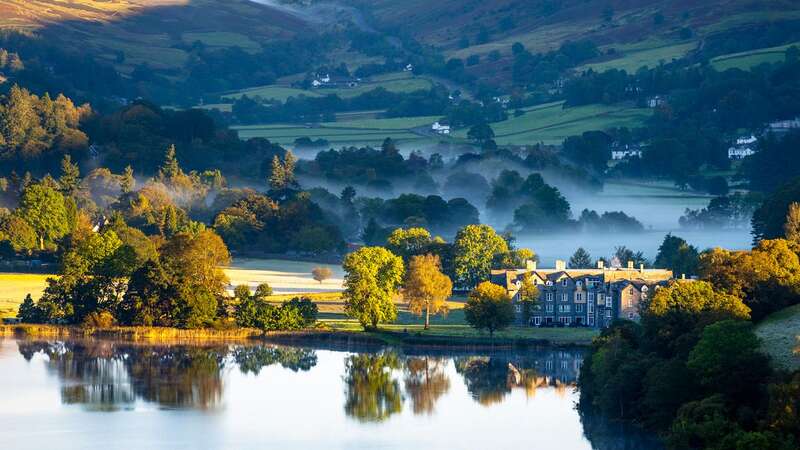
490,260,673,328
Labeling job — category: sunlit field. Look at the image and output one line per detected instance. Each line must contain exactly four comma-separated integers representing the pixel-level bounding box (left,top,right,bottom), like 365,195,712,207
0,273,52,318
224,258,344,295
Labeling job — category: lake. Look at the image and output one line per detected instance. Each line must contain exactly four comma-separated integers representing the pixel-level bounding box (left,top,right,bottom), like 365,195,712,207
0,338,660,450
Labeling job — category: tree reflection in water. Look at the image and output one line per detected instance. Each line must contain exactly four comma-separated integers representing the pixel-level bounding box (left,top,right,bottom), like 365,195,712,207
16,340,319,411
342,351,404,422
404,357,450,414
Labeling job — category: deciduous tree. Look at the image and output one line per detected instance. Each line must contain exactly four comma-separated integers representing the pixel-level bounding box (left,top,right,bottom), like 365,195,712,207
453,224,508,288
342,246,404,329
403,254,453,329
18,183,69,249
311,266,333,284
464,281,514,337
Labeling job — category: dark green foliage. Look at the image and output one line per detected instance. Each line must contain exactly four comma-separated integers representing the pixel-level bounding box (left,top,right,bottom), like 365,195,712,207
752,177,800,241
16,293,43,323
568,247,592,268
654,234,699,276
117,260,175,326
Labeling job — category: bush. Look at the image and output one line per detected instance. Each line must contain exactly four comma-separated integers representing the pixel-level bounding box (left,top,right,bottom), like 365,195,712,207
82,311,117,328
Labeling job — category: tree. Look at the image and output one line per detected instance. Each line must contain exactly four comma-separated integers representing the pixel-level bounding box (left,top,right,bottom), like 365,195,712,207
654,234,699,277
453,224,508,288
342,246,405,329
120,165,135,194
283,150,298,187
569,247,592,268
467,123,495,145
157,144,181,180
517,273,539,325
784,202,800,242
17,294,42,323
0,214,37,254
269,155,286,190
687,320,771,403
311,266,333,284
18,184,69,249
58,154,80,197
464,281,514,337
385,227,434,260
403,254,453,329
343,352,403,422
254,283,273,298
118,260,175,326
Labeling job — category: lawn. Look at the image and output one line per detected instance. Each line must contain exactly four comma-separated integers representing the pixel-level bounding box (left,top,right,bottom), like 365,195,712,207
453,101,651,145
710,42,800,71
755,303,800,372
0,273,52,318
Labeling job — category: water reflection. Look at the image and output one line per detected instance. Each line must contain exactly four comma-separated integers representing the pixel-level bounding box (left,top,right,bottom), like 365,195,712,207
3,339,665,449
17,340,585,416
404,357,450,414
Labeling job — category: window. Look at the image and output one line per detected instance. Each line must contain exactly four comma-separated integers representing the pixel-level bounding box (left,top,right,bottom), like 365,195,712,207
588,292,595,302
546,281,553,286
546,292,553,301
561,293,568,302
575,292,583,301
597,293,605,305
515,304,521,313
606,297,612,308
628,312,635,319
605,310,612,318
576,304,583,313
576,281,582,287
546,304,554,313
588,316,595,326
546,360,553,370
534,317,541,326
561,360,569,369
588,301,594,313
561,317,571,325
562,279,568,286
558,305,571,313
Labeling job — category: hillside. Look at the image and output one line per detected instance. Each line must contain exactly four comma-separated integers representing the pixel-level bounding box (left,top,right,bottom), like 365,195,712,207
0,0,307,73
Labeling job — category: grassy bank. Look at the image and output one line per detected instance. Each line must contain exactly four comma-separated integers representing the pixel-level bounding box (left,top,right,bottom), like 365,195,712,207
755,303,800,372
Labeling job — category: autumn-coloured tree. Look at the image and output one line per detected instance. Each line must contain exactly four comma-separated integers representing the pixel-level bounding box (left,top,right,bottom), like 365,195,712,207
403,254,453,329
311,266,333,284
785,202,800,242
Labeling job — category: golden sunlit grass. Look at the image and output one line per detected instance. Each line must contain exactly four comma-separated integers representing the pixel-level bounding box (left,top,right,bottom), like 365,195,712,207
0,273,54,319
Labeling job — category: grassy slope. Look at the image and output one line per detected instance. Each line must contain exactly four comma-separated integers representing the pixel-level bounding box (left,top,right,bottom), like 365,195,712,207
0,273,51,319
711,41,800,71
0,0,305,73
755,304,800,372
221,72,434,102
452,101,651,145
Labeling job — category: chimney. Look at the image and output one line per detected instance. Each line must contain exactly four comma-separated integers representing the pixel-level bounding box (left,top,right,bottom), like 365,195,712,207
627,260,634,270
526,260,537,271
555,260,566,271
597,260,605,269
639,264,644,273
681,273,686,280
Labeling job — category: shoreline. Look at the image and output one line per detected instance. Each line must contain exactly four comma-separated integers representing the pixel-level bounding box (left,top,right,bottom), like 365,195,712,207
0,324,594,349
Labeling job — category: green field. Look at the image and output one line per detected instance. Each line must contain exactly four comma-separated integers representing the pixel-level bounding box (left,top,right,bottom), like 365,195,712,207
581,41,698,73
453,101,651,145
222,72,434,102
232,116,441,145
711,42,800,71
755,304,800,372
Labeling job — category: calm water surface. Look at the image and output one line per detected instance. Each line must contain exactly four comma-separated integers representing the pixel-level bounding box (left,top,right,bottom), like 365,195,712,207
0,338,658,450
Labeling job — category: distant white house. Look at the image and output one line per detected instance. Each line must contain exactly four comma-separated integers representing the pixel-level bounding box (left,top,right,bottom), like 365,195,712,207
431,121,451,135
611,149,642,160
736,135,757,145
311,73,331,87
728,146,755,159
769,117,800,132
404,63,414,72
611,143,642,160
647,95,666,108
